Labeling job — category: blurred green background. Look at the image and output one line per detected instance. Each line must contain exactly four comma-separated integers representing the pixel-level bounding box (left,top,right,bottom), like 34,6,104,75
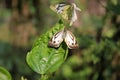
0,0,120,80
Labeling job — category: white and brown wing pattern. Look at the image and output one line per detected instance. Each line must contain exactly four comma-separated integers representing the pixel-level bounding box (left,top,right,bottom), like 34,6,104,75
48,30,64,48
55,2,69,14
64,30,79,49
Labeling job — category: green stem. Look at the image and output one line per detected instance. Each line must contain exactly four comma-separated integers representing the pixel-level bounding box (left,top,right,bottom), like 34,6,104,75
39,74,50,80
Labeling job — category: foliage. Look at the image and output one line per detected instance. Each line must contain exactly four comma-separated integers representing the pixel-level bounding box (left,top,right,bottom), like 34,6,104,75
0,66,12,80
0,0,120,80
26,23,68,76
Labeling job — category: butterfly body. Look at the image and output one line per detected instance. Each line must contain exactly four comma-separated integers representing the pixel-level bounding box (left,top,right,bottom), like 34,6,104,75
48,30,79,49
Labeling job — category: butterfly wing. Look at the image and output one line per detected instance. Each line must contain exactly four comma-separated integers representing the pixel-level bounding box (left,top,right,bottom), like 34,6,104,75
70,3,81,26
50,2,72,20
64,30,79,49
48,30,64,48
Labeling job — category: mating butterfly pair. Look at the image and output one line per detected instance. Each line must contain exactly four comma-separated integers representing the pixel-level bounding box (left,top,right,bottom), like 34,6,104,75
48,30,79,49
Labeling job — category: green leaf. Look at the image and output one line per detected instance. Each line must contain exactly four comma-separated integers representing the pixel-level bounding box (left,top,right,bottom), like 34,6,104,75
107,1,120,14
26,23,68,74
0,66,12,80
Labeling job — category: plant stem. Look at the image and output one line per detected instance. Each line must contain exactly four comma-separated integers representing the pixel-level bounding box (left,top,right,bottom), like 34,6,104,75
39,74,50,80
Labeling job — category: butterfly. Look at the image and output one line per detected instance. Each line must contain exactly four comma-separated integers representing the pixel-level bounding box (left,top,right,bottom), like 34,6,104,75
50,2,81,26
48,30,79,49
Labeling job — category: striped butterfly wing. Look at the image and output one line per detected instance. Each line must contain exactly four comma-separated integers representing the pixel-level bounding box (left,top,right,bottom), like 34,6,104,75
64,30,79,49
50,2,73,20
48,30,64,48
